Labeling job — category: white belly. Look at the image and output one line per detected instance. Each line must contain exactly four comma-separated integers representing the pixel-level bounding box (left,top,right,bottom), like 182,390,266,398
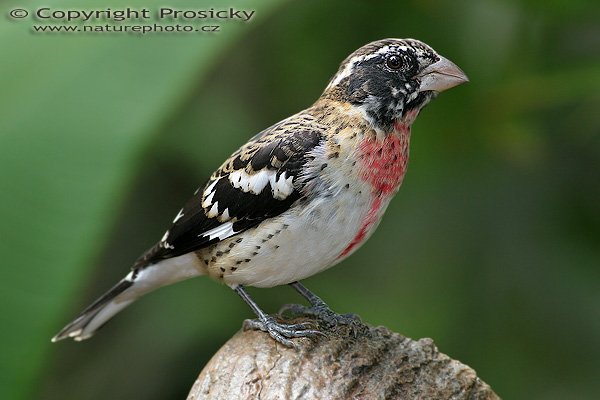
204,180,390,288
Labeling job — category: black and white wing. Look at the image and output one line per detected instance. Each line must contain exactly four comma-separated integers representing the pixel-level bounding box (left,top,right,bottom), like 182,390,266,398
134,113,325,268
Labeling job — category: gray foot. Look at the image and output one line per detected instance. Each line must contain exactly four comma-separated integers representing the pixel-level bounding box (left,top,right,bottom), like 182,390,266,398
242,316,323,348
279,303,362,329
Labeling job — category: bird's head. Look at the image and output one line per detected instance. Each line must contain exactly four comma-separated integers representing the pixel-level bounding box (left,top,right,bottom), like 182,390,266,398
323,38,468,132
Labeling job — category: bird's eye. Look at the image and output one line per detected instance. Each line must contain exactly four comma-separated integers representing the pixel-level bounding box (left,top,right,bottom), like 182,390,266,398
385,55,403,70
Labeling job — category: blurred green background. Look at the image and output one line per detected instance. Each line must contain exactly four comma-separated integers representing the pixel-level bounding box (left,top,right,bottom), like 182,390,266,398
1,0,599,399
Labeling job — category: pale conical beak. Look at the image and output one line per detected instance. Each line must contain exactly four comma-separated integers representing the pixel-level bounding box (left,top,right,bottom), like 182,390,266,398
417,56,469,93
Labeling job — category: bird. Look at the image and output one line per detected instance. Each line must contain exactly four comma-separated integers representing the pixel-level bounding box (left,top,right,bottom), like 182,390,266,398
52,38,468,347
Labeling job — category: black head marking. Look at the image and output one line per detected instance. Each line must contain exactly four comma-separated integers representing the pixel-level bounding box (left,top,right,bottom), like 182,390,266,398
324,39,444,131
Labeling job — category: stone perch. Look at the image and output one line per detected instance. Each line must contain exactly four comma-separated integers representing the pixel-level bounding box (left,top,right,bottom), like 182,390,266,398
187,317,500,399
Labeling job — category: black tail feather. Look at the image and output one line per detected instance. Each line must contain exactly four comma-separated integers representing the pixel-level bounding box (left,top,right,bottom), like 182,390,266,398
52,278,134,342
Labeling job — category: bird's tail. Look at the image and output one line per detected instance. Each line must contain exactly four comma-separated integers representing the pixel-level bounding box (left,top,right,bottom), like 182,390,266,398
52,253,204,342
52,273,138,342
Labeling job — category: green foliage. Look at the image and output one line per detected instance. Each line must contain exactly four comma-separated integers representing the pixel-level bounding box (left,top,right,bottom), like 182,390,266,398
0,1,283,399
1,0,598,399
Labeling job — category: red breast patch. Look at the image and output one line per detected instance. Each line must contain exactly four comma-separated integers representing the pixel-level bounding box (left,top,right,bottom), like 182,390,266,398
337,126,411,259
357,127,410,196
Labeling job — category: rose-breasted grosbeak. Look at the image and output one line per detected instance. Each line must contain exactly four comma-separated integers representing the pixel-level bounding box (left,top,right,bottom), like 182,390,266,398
53,38,468,346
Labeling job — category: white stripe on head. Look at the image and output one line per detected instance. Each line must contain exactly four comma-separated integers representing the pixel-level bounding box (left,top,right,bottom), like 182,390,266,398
327,55,361,89
326,44,411,90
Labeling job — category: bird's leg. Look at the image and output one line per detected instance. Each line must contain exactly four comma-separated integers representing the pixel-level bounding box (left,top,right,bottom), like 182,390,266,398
234,285,322,348
279,281,362,328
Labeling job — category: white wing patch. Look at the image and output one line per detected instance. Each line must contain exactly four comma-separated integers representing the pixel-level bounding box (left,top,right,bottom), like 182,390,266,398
229,168,294,200
202,191,215,208
221,208,230,220
269,171,294,200
229,169,272,195
204,178,219,195
207,202,219,218
201,222,236,241
201,178,220,210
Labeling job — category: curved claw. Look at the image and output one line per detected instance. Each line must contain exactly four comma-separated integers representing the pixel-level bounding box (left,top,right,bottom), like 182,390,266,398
279,303,362,329
243,316,324,347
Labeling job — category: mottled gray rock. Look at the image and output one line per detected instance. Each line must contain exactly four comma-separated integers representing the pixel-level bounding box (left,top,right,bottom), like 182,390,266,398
188,319,499,400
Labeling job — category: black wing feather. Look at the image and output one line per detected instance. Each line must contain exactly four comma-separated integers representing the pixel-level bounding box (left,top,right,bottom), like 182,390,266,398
135,114,324,268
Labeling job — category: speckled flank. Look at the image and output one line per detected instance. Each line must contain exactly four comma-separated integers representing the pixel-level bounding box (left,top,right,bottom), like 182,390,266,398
198,222,293,282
